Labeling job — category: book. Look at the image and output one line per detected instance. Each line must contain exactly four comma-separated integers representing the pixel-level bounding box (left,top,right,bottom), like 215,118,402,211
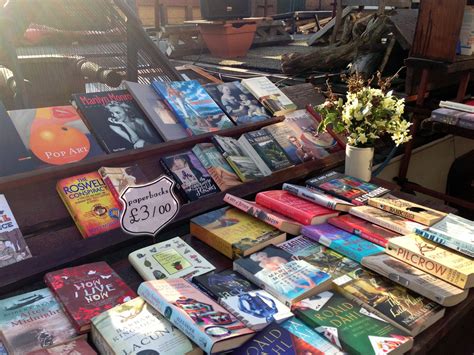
192,143,242,191
306,104,347,148
306,171,390,206
333,268,445,336
349,205,427,235
0,194,32,268
224,193,302,235
368,195,447,226
0,288,76,354
361,253,469,307
293,291,413,355
91,297,201,355
241,76,297,116
386,234,474,289
8,105,105,167
128,236,215,281
233,245,332,306
0,343,5,355
56,172,121,238
212,135,264,181
124,81,189,141
190,207,287,259
264,122,307,164
137,279,254,354
415,213,474,258
328,214,399,247
98,165,147,206
255,190,339,225
221,290,293,331
439,100,474,113
72,90,163,153
44,261,136,333
238,130,293,175
27,337,96,354
160,150,220,202
152,80,234,135
283,183,353,212
301,223,384,263
205,82,271,125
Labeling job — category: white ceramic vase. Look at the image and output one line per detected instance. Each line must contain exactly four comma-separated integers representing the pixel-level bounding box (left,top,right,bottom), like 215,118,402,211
344,145,374,182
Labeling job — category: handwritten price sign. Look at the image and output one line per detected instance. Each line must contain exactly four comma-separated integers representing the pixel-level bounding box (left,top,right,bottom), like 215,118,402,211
120,176,180,236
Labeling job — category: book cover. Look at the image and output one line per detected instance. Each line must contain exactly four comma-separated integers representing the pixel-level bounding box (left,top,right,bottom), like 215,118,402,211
56,172,121,238
301,223,384,263
190,206,286,259
233,245,332,306
221,290,293,331
212,135,264,181
8,105,105,167
44,261,136,333
241,76,297,116
91,297,199,355
0,194,32,268
264,122,306,164
137,279,254,354
192,143,242,191
386,234,474,289
124,81,189,141
255,190,339,226
283,183,353,212
293,291,413,355
205,82,271,125
72,90,163,153
361,254,469,307
368,195,447,226
0,288,76,354
224,193,303,235
307,171,390,206
161,150,220,202
333,268,445,336
328,214,399,247
98,165,147,207
128,236,215,281
27,337,96,354
306,104,347,148
152,80,234,135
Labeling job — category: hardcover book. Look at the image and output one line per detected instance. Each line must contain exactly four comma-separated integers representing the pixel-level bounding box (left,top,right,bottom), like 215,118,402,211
91,297,201,355
8,105,105,167
368,195,447,226
192,143,242,191
255,190,339,225
0,288,76,354
128,236,215,281
205,82,271,125
0,194,32,268
241,76,297,116
233,245,332,306
152,80,234,135
293,291,413,355
386,234,474,289
306,171,390,206
161,150,220,202
72,90,163,153
27,338,96,354
361,254,469,307
264,122,307,164
301,223,384,263
283,183,353,212
98,165,147,206
57,172,121,238
137,279,254,354
333,268,445,336
224,193,303,235
44,261,136,333
328,214,399,247
190,207,286,259
124,81,189,141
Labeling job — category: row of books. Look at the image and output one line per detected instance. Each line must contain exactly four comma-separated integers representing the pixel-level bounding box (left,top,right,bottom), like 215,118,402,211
428,106,474,130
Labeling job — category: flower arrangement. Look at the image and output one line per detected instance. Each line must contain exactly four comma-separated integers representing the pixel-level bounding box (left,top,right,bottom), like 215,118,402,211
315,72,412,148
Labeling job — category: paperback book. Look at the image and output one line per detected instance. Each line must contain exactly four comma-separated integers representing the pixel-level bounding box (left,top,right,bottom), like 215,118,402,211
98,165,147,206
27,337,96,355
128,236,215,281
283,183,353,212
264,122,307,164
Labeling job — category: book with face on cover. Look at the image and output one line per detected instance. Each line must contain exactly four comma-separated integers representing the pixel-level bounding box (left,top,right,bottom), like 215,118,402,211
128,236,215,281
26,337,96,354
264,122,307,164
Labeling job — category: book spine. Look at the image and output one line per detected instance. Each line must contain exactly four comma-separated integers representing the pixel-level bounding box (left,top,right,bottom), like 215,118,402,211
368,199,431,226
192,145,227,191
190,223,234,259
415,229,474,258
283,183,338,210
99,175,122,208
328,217,388,247
349,208,412,235
237,136,272,176
255,194,311,225
212,137,249,182
352,187,390,206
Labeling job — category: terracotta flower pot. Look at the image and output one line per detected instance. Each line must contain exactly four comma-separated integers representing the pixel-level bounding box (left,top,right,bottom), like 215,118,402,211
199,23,257,58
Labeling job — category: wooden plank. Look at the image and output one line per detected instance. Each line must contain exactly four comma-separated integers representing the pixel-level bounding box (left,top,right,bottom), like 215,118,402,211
387,9,418,50
342,0,411,6
307,6,354,45
281,83,326,109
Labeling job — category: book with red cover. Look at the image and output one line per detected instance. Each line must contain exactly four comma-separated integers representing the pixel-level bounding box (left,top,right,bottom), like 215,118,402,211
255,190,339,225
44,262,136,333
328,214,400,247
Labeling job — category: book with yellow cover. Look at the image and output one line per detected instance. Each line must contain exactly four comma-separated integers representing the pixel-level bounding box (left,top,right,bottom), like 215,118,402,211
386,234,474,289
57,172,121,238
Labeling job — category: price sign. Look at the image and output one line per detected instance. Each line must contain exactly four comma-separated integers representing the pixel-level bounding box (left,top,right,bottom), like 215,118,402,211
120,176,180,237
